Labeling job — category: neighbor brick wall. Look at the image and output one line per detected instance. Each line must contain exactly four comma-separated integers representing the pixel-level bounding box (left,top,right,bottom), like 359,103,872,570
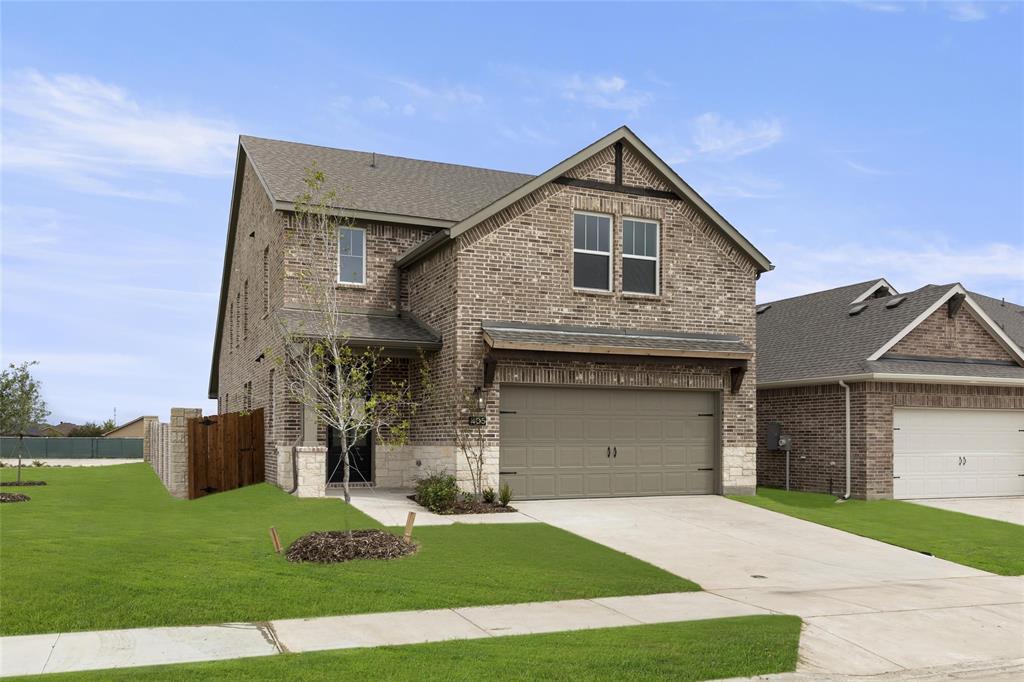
758,381,1024,499
890,307,1012,362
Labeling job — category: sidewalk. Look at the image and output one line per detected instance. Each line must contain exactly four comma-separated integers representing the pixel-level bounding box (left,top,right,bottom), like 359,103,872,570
0,592,764,677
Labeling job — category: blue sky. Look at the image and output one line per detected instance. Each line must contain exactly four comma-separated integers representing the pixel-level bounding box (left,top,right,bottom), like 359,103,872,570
2,1,1022,424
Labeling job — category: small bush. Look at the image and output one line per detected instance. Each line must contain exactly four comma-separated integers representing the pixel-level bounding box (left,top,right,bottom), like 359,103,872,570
482,487,496,504
415,471,459,513
499,482,513,507
32,460,45,468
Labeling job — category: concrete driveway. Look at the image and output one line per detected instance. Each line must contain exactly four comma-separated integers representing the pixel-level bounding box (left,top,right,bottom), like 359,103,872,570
515,496,1024,677
910,497,1023,526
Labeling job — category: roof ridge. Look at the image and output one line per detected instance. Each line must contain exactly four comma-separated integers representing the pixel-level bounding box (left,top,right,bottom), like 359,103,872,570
760,279,884,306
239,134,534,179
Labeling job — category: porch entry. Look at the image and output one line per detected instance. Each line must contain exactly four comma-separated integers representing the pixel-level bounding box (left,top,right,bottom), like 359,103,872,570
327,426,373,486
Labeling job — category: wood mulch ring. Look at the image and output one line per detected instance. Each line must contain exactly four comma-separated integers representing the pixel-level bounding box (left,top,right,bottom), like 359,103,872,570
285,530,417,564
0,493,31,503
0,481,47,487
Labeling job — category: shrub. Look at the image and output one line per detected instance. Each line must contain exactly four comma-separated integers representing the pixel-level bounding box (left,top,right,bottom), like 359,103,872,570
32,460,45,468
415,471,458,513
482,487,496,504
499,482,513,507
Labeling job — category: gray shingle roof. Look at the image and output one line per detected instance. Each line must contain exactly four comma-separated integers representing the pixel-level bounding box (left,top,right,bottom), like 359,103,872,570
482,320,752,358
756,280,1023,385
241,136,533,223
971,291,1024,348
277,309,441,350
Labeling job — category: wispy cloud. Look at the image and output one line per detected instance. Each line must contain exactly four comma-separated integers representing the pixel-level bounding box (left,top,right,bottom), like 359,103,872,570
845,159,892,176
851,1,906,14
760,240,1024,303
691,113,783,160
560,73,653,113
689,170,784,200
1,70,236,199
947,2,989,22
391,78,484,107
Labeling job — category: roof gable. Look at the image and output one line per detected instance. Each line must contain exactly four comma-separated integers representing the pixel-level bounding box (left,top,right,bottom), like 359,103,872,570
757,280,1024,387
442,126,772,273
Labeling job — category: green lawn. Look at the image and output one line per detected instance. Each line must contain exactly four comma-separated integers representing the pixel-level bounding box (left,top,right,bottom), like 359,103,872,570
15,615,801,682
733,487,1024,575
0,464,696,636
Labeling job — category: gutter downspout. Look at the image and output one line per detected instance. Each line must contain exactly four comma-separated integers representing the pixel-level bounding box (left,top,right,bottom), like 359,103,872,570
838,380,851,500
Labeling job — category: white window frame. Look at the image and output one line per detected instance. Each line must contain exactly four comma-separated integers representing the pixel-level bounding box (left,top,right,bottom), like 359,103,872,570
337,226,367,286
621,217,659,295
572,211,613,293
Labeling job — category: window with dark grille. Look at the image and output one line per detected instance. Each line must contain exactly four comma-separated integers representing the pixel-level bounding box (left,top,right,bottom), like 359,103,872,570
572,212,611,291
622,218,659,294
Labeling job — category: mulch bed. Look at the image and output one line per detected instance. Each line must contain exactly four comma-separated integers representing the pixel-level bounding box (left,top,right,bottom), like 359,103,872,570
0,481,47,487
408,495,517,515
286,530,417,564
0,493,31,503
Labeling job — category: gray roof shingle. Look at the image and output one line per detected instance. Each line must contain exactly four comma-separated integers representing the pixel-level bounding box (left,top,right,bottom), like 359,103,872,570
277,309,441,349
756,280,1023,385
241,136,533,223
482,320,752,358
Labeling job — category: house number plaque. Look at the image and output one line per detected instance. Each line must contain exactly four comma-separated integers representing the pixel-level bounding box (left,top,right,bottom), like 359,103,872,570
467,415,487,426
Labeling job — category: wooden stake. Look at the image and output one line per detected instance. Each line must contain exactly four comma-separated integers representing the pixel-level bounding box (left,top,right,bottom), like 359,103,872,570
269,526,282,553
403,511,416,542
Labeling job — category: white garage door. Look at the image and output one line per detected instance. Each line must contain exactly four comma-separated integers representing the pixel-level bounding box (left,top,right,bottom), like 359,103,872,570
893,408,1024,499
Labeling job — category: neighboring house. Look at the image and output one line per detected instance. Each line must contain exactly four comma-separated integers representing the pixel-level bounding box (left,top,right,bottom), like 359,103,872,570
104,416,156,438
756,279,1024,500
209,126,772,499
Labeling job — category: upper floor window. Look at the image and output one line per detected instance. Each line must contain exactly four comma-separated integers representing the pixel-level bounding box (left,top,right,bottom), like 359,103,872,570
622,219,659,295
338,226,366,285
572,212,611,291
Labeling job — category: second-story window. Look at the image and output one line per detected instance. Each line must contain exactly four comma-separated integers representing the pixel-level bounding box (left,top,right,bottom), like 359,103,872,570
622,219,659,294
338,226,366,285
572,212,611,291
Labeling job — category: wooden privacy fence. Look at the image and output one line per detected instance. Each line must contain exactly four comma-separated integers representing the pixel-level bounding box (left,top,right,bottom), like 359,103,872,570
187,408,265,499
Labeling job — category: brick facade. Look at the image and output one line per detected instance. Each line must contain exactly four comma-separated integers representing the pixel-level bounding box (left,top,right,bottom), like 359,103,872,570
216,140,762,496
758,382,1024,499
890,307,1013,361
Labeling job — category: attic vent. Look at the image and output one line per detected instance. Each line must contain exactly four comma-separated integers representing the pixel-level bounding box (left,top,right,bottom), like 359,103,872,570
885,296,907,309
756,304,772,315
849,303,868,316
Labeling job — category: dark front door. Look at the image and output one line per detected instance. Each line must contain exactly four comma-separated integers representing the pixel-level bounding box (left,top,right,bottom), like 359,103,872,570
327,427,373,485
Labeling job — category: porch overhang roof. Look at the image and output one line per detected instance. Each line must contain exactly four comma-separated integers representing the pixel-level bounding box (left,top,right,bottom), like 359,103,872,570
481,321,752,360
278,309,442,351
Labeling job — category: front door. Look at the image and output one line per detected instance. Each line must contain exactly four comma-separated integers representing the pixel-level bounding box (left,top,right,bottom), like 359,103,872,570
327,427,373,485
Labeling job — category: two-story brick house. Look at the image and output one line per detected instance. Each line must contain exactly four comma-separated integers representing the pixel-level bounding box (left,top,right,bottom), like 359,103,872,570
209,126,773,498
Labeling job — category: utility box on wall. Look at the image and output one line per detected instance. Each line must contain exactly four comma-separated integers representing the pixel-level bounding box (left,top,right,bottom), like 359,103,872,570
766,421,791,452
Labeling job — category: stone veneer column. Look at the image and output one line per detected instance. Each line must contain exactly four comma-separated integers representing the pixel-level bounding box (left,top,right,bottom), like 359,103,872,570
294,445,327,497
168,407,202,499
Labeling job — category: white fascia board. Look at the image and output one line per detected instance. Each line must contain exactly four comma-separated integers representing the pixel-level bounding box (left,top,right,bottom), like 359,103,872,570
758,372,1024,389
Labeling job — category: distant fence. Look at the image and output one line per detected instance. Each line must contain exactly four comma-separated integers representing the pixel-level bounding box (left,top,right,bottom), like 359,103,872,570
0,437,144,459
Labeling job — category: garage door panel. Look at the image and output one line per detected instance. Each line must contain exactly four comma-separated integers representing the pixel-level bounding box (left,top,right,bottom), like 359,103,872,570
500,386,717,499
893,408,1024,500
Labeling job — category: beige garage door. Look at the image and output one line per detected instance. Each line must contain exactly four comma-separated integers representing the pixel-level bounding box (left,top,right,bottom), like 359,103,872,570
893,408,1024,499
499,385,717,499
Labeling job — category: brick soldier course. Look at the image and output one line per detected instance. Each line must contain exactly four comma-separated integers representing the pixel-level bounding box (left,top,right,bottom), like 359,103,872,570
209,126,773,497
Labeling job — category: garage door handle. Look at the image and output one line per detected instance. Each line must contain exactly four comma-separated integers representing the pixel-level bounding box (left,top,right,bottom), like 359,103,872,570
613,447,617,458
698,467,713,471
499,471,517,475
607,446,611,458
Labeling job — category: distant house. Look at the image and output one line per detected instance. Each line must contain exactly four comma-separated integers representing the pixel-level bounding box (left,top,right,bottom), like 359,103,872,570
104,417,154,438
756,279,1024,500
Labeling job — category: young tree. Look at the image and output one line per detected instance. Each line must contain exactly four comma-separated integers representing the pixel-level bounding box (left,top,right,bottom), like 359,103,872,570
68,419,116,437
450,389,490,502
275,164,429,503
0,361,50,483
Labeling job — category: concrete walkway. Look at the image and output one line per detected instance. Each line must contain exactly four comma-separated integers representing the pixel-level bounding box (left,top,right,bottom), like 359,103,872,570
514,496,1024,676
0,591,763,677
910,497,1024,526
